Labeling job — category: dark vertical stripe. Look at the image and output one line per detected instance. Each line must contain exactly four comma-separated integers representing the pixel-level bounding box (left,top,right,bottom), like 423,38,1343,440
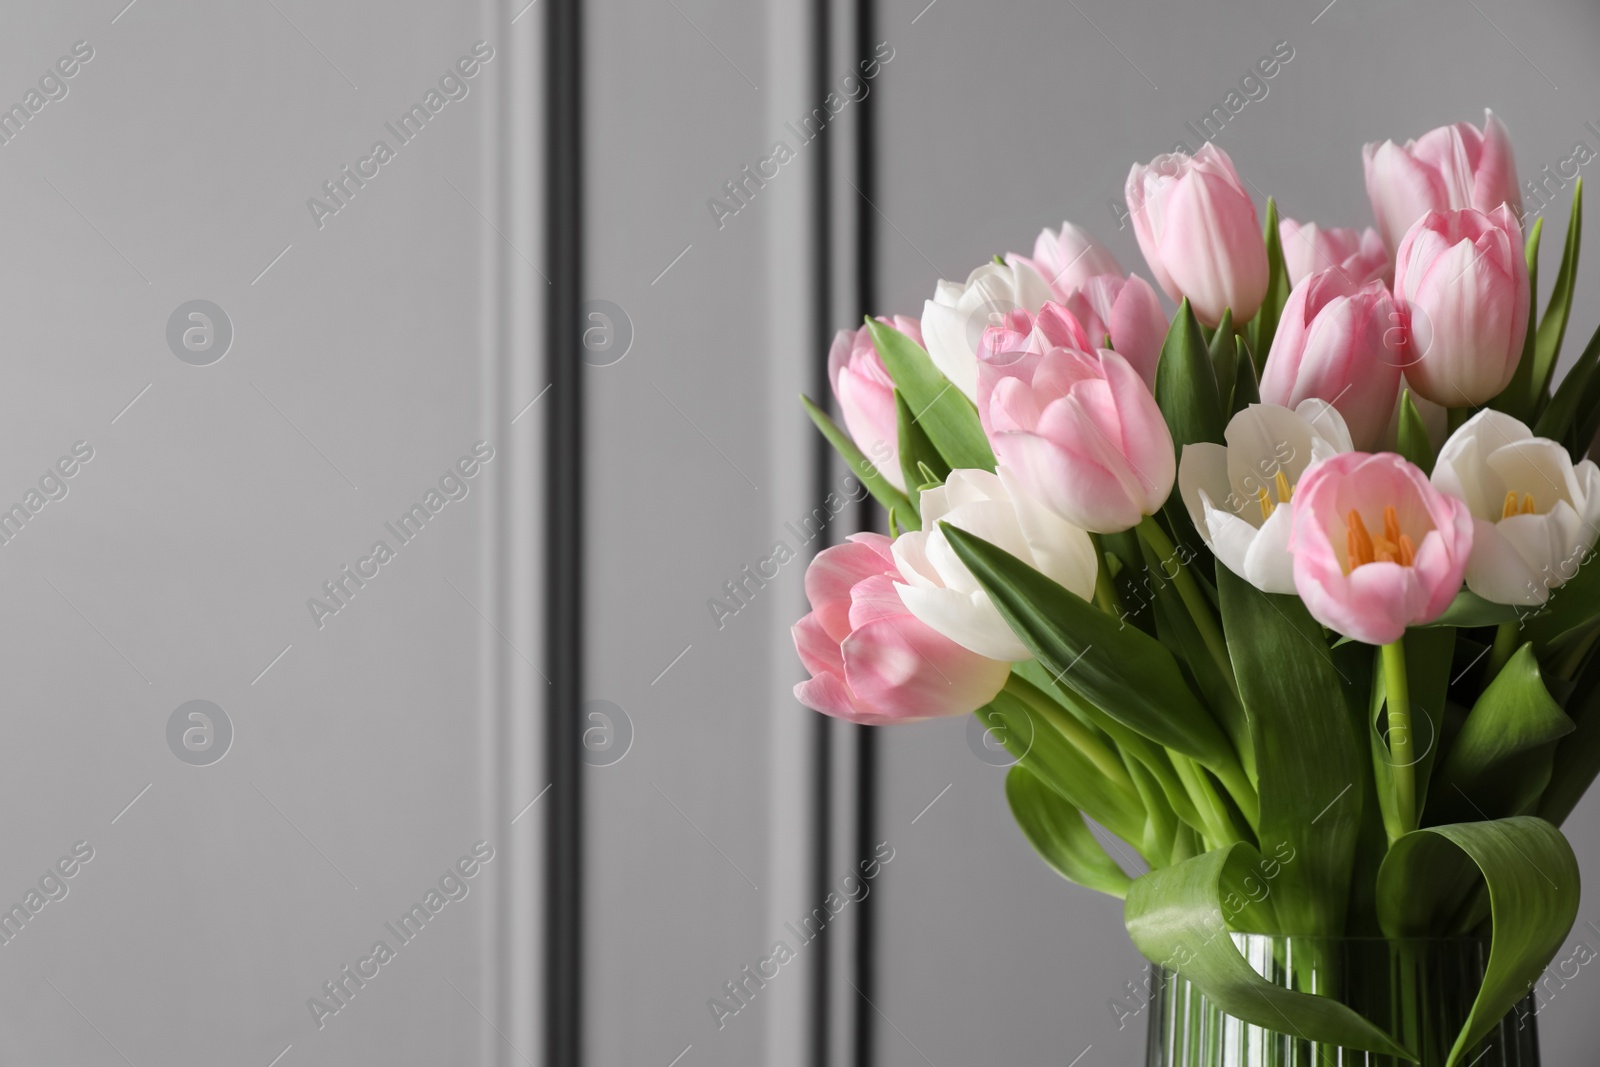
849,0,879,1065
544,0,583,1065
809,0,834,1063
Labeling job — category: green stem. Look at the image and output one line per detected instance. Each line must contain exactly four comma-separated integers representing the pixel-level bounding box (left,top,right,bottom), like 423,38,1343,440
1212,762,1260,833
1447,405,1473,433
1484,620,1520,683
1035,677,1212,837
1004,675,1134,796
1382,638,1417,841
1088,534,1120,616
1172,756,1239,848
1136,516,1238,702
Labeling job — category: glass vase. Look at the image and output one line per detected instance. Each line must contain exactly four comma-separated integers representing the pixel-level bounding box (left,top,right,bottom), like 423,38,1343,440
1145,935,1540,1066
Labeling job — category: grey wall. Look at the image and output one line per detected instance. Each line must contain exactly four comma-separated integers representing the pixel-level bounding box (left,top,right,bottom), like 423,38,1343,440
0,2,540,1065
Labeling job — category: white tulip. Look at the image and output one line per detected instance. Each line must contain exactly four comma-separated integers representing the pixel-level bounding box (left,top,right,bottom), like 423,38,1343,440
892,468,1097,662
920,259,1053,401
1178,401,1355,594
1431,410,1600,606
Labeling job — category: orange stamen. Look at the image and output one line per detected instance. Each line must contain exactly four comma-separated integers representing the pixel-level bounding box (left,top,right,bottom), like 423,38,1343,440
1503,491,1519,520
1346,507,1420,571
1522,493,1535,515
1347,510,1374,569
1257,486,1274,521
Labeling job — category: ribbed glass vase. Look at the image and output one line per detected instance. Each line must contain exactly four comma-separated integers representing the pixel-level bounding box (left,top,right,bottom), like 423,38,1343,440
1145,936,1540,1066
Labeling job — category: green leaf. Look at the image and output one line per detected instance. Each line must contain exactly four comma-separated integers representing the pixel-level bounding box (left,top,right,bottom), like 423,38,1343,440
1377,817,1580,1067
1395,389,1436,473
1427,645,1574,824
799,394,915,522
1139,537,1252,782
1231,337,1260,413
1006,764,1135,898
1247,197,1290,369
1125,845,1415,1058
1155,301,1227,566
1539,654,1600,824
893,390,946,519
1533,321,1600,447
1208,308,1238,413
1424,589,1524,629
1493,217,1542,421
979,686,1146,847
1533,180,1583,407
1216,564,1361,935
941,523,1239,775
1571,345,1600,457
1521,545,1600,652
865,318,995,471
1155,298,1227,455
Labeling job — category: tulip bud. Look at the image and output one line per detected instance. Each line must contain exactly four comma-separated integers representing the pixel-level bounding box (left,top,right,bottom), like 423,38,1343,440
1126,143,1269,328
1008,221,1122,300
1363,109,1521,253
921,259,1053,400
1259,268,1403,451
976,344,1174,534
792,534,1010,724
828,316,922,491
1393,206,1530,408
1278,217,1390,288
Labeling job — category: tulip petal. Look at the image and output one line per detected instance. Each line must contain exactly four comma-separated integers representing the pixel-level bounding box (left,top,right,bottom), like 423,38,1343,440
895,581,1030,663
842,615,1009,719
1465,517,1547,606
1179,442,1233,533
795,670,869,721
794,613,845,677
805,535,897,643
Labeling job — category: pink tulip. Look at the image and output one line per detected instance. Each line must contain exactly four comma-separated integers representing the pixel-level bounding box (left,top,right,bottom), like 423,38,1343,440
792,534,1011,724
1126,143,1269,328
1008,221,1122,299
1278,217,1390,288
1363,110,1522,253
1289,452,1473,646
1259,268,1403,451
828,316,922,491
1393,206,1530,407
1057,274,1168,390
975,301,1092,366
976,344,1174,534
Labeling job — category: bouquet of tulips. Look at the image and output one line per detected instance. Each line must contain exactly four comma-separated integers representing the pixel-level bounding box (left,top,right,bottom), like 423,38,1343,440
793,112,1600,1064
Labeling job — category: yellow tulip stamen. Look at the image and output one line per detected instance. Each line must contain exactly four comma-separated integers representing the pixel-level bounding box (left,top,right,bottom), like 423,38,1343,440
1256,470,1297,522
1501,490,1538,518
